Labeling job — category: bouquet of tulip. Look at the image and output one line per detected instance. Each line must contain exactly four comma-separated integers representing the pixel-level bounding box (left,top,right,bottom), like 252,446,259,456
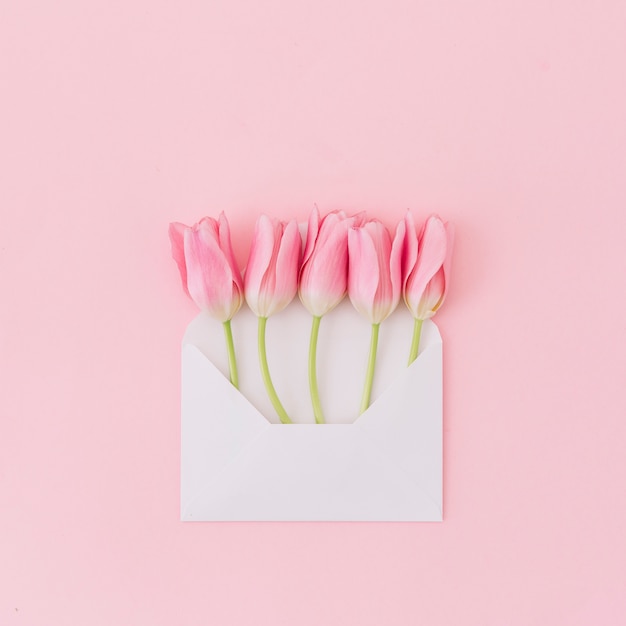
170,208,453,424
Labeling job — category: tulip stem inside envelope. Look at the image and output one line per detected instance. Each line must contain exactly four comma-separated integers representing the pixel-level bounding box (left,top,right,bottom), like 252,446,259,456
181,300,442,522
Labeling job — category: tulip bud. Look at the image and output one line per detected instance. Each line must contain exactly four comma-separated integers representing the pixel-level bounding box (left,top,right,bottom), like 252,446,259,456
168,213,243,322
348,217,405,414
169,213,243,387
299,207,363,423
403,212,454,365
244,214,301,425
244,215,301,319
403,213,454,321
299,207,358,317
348,218,405,324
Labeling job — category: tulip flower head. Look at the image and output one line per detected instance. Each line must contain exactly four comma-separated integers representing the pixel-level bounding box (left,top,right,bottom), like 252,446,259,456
168,214,244,322
348,218,405,324
244,214,301,424
299,207,360,317
348,217,405,414
403,213,454,321
403,212,454,365
244,215,301,318
299,207,363,423
169,213,243,387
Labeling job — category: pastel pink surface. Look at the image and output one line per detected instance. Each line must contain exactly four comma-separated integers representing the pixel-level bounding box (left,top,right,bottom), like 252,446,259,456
1,1,625,624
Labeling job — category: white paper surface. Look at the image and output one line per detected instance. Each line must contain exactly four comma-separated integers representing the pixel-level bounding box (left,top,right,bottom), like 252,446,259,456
181,300,443,521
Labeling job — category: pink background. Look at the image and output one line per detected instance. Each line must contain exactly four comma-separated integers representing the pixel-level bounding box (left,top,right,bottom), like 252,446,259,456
2,1,625,624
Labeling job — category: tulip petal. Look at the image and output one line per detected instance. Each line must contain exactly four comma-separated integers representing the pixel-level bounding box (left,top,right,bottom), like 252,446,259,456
350,211,367,228
441,221,455,302
184,225,235,320
198,215,219,235
365,221,394,322
417,267,446,319
301,206,320,268
245,214,276,316
314,212,342,250
269,219,300,315
217,212,244,317
257,221,282,316
299,216,350,315
402,211,418,289
389,218,405,310
405,215,448,314
169,222,189,296
348,227,380,322
218,212,243,289
245,216,301,318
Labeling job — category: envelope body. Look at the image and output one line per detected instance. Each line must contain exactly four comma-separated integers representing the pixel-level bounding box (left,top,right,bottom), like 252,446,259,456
180,304,443,522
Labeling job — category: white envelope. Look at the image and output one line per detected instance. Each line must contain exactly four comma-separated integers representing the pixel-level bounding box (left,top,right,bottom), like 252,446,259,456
180,301,442,522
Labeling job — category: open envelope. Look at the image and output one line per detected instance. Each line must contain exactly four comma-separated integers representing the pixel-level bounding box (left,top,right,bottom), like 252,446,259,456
180,301,442,522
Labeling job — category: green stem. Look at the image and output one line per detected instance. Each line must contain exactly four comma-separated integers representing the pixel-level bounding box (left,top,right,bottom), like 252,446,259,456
308,316,325,424
258,316,292,424
222,320,239,388
359,323,380,415
408,318,423,365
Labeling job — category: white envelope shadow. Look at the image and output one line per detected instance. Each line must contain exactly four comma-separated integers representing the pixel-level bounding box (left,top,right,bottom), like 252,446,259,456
181,301,442,522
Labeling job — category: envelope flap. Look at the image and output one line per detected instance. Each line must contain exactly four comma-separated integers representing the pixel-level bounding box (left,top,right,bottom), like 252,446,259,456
181,344,270,512
355,320,442,514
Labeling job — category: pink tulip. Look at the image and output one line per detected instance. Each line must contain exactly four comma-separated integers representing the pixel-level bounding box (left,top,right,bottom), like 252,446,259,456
403,213,454,321
402,212,454,364
244,215,301,318
244,214,301,424
169,214,244,322
348,218,405,414
299,207,359,317
169,213,243,387
299,207,362,423
348,218,405,324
